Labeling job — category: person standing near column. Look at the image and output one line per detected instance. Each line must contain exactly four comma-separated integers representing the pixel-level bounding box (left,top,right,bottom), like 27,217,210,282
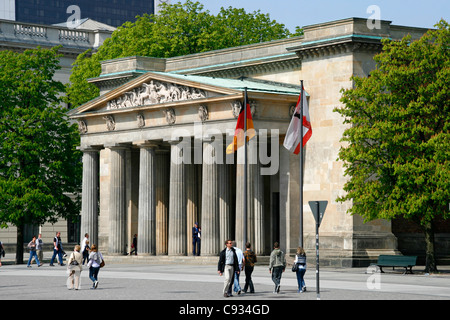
269,242,286,294
129,234,137,255
192,223,200,256
217,240,239,298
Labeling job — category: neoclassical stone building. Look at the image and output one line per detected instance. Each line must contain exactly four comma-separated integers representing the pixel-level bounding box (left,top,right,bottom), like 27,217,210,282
69,18,434,266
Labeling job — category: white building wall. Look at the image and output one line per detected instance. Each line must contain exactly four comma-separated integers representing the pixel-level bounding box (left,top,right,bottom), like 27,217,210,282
0,0,15,21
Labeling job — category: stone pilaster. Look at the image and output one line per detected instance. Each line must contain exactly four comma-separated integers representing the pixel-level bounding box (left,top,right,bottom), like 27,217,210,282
80,148,99,246
108,146,127,255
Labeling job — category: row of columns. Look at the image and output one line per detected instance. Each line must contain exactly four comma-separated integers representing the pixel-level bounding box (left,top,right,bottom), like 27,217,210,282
80,139,267,257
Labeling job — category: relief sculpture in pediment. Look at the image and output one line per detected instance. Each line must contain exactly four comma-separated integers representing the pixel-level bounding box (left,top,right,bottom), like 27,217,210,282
107,80,207,110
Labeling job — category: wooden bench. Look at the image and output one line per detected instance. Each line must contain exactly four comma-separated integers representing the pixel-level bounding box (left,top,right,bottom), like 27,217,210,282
375,255,417,274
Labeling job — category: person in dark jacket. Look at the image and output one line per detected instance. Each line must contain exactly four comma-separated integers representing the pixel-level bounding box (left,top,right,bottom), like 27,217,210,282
217,239,239,297
192,223,201,256
243,242,257,293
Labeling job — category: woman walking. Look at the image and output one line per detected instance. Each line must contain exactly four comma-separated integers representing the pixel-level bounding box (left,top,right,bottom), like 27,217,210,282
88,244,104,289
67,245,83,290
294,247,307,293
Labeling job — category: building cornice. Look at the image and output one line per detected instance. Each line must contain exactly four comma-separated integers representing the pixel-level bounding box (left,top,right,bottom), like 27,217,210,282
287,34,385,59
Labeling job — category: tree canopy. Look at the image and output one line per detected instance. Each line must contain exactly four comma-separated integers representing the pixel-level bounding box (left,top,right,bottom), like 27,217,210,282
66,0,302,108
335,20,449,272
0,46,82,263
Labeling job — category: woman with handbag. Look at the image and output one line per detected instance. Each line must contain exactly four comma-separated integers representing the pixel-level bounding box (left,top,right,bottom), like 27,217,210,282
294,247,307,293
88,244,104,289
67,245,83,290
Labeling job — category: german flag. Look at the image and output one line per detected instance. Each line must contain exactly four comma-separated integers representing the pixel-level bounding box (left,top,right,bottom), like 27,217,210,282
226,91,255,154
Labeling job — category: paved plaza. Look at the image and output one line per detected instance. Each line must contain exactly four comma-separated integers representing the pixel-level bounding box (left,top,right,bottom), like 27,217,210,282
1,253,450,303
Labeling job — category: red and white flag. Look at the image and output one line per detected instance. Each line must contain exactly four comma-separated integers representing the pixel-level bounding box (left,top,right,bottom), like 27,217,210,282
283,88,312,154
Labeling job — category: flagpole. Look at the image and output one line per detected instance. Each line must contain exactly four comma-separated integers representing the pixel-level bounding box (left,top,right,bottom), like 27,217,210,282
243,87,248,249
299,80,304,248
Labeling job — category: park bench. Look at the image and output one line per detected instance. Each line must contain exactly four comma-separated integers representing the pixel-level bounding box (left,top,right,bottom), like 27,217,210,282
375,255,417,274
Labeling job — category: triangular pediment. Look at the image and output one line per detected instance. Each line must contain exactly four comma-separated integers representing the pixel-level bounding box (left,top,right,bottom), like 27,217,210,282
69,72,243,117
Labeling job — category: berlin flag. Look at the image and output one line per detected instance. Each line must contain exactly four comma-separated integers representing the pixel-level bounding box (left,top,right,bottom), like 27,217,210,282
283,87,312,154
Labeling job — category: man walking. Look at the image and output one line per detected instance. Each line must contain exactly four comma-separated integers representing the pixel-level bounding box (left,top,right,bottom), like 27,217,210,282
230,241,244,295
50,231,64,266
269,242,286,294
36,234,44,265
217,239,239,297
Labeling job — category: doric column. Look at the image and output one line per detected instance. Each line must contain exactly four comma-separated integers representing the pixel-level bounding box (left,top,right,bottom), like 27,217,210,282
253,161,265,255
201,139,220,255
235,139,263,251
168,140,187,255
235,146,245,248
136,142,157,255
80,147,99,246
219,148,232,245
108,146,127,255
156,151,169,255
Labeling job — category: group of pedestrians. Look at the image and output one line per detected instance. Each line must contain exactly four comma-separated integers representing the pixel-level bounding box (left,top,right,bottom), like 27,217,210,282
25,231,70,267
67,233,104,290
218,240,307,297
22,232,104,291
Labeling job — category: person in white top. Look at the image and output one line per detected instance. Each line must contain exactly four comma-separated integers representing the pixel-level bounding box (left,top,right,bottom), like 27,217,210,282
231,241,245,295
80,233,89,265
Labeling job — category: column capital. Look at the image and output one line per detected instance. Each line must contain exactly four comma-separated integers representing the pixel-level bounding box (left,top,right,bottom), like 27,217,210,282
77,145,102,152
133,140,159,149
104,143,130,150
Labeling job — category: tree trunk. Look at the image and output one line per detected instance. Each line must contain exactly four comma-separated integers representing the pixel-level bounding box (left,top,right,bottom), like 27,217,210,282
423,220,437,273
16,222,24,264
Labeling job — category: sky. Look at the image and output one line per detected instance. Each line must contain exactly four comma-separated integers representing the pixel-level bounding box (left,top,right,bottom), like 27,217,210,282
194,0,449,32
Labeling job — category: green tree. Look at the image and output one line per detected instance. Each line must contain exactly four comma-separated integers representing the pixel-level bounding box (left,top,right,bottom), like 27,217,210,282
0,47,82,264
335,20,449,273
66,0,302,108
